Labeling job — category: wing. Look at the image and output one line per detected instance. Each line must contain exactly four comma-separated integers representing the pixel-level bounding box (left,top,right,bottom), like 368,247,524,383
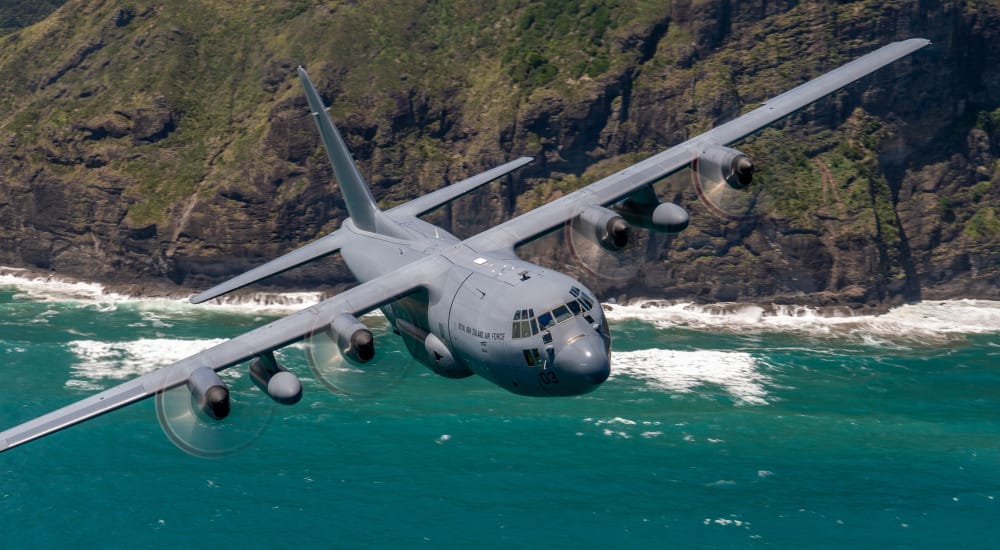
0,255,449,453
191,231,347,304
464,38,930,254
388,157,534,219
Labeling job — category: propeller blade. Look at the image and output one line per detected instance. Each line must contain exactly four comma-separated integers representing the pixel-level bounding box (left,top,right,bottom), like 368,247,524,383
565,218,668,282
692,154,762,222
155,368,274,458
304,315,411,396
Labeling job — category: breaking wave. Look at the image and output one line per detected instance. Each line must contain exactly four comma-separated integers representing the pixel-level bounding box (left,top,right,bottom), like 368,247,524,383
0,267,325,315
610,348,771,405
65,338,226,392
4,265,998,341
603,300,1000,344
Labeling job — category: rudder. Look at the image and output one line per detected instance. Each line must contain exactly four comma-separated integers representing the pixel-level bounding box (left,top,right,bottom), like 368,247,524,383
298,66,379,232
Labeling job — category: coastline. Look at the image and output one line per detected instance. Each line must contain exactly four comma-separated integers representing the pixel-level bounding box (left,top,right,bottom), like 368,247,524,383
3,265,999,342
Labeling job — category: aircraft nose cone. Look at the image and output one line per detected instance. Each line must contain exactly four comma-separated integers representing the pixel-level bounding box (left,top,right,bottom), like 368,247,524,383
554,334,611,389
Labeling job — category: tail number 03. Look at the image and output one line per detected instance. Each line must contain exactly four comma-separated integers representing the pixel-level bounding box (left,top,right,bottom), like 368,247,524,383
539,371,560,385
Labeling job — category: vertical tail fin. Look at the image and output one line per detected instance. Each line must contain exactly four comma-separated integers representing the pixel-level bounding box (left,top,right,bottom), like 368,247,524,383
298,67,379,232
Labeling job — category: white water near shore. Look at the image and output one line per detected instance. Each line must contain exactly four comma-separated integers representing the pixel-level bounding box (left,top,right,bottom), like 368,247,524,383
4,265,998,343
603,299,1000,344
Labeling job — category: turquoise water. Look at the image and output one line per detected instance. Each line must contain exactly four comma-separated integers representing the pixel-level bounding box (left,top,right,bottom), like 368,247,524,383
1,276,999,548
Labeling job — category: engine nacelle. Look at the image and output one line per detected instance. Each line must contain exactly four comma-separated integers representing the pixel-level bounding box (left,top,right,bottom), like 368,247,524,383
614,200,690,234
574,205,630,251
330,313,375,364
186,366,230,420
697,144,755,190
249,352,303,405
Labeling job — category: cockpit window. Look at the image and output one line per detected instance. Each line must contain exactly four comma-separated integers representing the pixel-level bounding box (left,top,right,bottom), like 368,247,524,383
512,308,539,338
511,290,599,339
537,312,554,330
553,305,572,323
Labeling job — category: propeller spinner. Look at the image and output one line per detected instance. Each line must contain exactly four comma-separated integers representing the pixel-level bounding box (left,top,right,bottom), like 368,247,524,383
155,366,275,458
692,144,761,222
305,313,412,396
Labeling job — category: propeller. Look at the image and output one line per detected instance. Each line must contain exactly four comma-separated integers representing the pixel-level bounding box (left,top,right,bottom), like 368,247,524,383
565,218,669,282
155,367,274,458
691,148,761,222
304,313,412,396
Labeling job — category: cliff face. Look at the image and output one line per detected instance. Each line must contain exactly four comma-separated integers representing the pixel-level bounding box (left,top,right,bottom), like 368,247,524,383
0,0,997,306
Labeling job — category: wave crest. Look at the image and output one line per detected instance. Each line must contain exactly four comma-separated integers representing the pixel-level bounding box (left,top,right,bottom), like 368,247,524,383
66,338,226,391
603,300,1000,343
611,348,770,405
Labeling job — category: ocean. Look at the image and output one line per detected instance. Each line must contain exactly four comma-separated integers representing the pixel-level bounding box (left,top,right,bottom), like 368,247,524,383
1,270,998,548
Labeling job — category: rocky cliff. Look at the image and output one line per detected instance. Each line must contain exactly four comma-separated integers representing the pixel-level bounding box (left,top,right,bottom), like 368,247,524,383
0,0,997,307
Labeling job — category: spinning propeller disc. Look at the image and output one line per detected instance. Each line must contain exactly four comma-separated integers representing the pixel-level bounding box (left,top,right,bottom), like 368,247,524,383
304,316,410,396
565,218,668,282
691,157,761,222
155,370,274,458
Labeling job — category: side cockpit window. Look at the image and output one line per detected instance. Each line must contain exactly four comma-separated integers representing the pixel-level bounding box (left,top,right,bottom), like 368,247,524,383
571,286,595,311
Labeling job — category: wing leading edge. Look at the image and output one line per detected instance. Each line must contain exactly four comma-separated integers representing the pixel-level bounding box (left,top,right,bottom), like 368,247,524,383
0,255,450,453
191,231,346,304
464,38,930,254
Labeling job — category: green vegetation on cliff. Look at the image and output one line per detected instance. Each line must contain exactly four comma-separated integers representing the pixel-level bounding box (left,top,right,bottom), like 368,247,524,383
0,0,997,304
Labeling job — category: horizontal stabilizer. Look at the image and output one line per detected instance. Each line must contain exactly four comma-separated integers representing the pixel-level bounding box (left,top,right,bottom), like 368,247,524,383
388,157,533,219
190,232,345,304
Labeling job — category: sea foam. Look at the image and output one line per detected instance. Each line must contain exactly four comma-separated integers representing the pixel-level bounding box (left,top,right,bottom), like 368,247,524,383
603,300,1000,343
5,265,998,341
66,338,226,391
1,266,325,315
610,348,770,405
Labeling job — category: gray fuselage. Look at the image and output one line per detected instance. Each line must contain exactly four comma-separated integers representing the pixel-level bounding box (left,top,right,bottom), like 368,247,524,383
337,216,611,397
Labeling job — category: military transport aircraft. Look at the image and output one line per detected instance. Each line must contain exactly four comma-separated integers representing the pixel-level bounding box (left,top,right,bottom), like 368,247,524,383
0,39,929,456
